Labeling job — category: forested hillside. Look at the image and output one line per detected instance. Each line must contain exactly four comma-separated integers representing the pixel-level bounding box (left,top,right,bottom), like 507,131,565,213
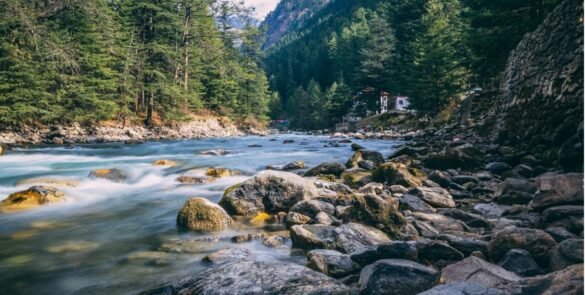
265,0,564,129
0,0,270,127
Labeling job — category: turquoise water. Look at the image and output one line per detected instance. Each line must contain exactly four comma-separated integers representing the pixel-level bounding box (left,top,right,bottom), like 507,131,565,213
0,135,400,294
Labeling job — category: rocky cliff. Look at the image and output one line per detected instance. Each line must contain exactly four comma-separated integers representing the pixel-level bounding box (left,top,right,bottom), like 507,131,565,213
496,0,583,171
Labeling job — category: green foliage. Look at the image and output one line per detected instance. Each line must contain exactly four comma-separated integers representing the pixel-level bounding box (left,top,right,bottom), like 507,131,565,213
0,0,271,127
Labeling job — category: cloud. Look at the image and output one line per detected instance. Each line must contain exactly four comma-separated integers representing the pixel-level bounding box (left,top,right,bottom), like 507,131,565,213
243,0,279,19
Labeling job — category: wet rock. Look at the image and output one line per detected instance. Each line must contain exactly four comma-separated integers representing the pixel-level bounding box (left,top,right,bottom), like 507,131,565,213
352,194,406,233
498,264,584,295
532,173,584,210
231,232,267,243
88,168,127,182
290,200,335,219
283,160,305,171
411,186,456,208
373,162,426,187
175,175,213,184
202,248,251,265
303,162,347,178
358,182,384,195
46,240,99,254
428,170,452,188
485,162,512,175
488,226,557,267
314,212,335,225
0,186,65,212
418,282,505,295
436,234,489,256
219,170,318,216
497,249,542,276
542,205,583,224
494,178,536,205
437,208,490,228
16,177,80,187
152,159,178,167
346,150,385,169
286,212,312,227
358,160,376,170
550,238,584,271
442,256,521,287
350,241,419,267
206,167,241,178
125,251,170,266
359,259,440,295
418,240,465,267
399,194,437,213
307,249,360,278
177,197,233,232
411,212,469,233
451,175,479,185
474,203,512,218
341,168,373,188
262,235,287,248
545,226,578,242
351,143,365,151
140,261,351,294
423,144,484,170
198,149,228,156
291,223,390,254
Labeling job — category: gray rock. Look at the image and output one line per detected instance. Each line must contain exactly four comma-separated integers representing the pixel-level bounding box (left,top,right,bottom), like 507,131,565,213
358,160,376,170
497,249,542,277
485,162,511,174
494,178,536,205
307,249,360,278
488,226,557,267
202,248,251,264
359,259,440,295
437,208,490,228
291,223,390,254
141,261,352,294
532,173,584,209
474,203,512,218
545,226,578,242
550,238,584,271
219,170,318,216
418,282,505,295
436,234,489,256
347,150,385,169
304,162,347,177
350,241,419,267
286,212,312,228
289,200,335,219
441,256,521,287
418,240,464,267
428,170,452,188
412,186,456,208
400,194,437,213
423,144,484,170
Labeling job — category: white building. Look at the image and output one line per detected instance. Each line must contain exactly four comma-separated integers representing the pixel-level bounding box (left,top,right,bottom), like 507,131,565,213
394,96,410,111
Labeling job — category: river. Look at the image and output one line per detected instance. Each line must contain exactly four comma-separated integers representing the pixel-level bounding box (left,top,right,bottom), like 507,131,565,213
0,134,400,294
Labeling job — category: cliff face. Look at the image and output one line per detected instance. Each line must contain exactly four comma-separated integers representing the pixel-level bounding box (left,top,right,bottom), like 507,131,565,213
496,0,583,171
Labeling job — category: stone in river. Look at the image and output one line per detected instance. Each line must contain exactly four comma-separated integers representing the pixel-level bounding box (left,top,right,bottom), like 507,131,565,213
0,186,65,212
88,168,127,182
177,197,233,232
358,259,440,295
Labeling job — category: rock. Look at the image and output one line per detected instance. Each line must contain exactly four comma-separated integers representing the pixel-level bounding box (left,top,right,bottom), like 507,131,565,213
550,238,584,271
545,226,578,242
0,144,3,156
175,176,213,184
307,249,360,278
350,241,419,267
202,248,252,264
231,232,267,243
442,256,521,287
262,235,287,248
290,200,335,219
437,208,490,228
412,186,456,208
219,170,318,216
286,212,312,227
423,144,484,170
358,160,376,170
346,150,385,169
428,170,452,188
451,175,479,185
0,186,65,212
436,234,489,256
283,139,295,144
411,212,469,233
283,160,305,170
488,226,557,267
399,194,437,213
351,143,365,151
199,149,228,156
88,168,127,182
47,240,99,254
542,205,583,224
290,223,390,254
498,264,584,295
341,169,373,188
474,203,512,218
206,167,240,178
314,212,335,225
497,249,542,276
16,177,80,187
125,251,170,266
358,182,384,195
152,159,177,167
532,173,584,210
485,162,512,174
389,185,408,194
352,194,406,233
177,197,233,232
140,261,351,294
494,178,536,205
418,240,465,267
418,282,505,295
359,259,440,295
303,162,347,178
373,162,426,187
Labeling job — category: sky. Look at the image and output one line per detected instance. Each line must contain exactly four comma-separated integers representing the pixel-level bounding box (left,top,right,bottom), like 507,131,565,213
244,0,280,19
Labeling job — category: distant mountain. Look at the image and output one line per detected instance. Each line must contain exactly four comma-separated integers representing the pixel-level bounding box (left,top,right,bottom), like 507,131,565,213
228,15,260,30
262,0,330,48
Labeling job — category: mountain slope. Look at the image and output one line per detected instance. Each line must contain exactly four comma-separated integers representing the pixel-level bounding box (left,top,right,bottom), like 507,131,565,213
262,0,330,48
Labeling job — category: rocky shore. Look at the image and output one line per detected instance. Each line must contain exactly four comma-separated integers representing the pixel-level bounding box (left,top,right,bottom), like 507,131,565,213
0,116,267,145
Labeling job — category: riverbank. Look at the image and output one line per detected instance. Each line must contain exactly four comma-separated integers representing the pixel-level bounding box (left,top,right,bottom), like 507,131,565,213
0,115,268,145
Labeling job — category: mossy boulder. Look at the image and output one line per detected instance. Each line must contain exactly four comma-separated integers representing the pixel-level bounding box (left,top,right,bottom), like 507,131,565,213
88,168,127,182
373,162,426,188
341,169,373,188
177,197,233,232
304,163,347,178
346,150,385,169
206,167,241,178
0,186,65,212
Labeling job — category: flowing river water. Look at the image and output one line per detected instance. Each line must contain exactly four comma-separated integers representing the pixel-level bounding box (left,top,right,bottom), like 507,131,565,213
0,135,400,294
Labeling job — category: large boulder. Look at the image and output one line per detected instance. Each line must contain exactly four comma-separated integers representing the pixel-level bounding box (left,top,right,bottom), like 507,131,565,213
549,238,584,271
303,162,347,178
412,186,456,208
442,256,521,288
531,173,584,210
291,223,390,254
488,226,557,267
140,261,352,294
177,197,233,232
306,249,360,278
423,144,484,170
346,150,385,169
498,264,584,295
494,178,536,205
373,162,426,187
219,170,318,216
0,186,65,212
497,249,542,276
359,259,440,295
351,194,406,234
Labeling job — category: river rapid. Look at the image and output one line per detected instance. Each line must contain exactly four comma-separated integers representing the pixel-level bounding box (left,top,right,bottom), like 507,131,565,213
0,135,400,294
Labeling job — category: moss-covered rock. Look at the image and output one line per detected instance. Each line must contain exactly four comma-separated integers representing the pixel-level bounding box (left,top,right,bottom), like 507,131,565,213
88,168,127,182
0,186,65,212
373,162,426,188
346,150,385,169
206,167,241,178
177,197,233,232
341,169,373,188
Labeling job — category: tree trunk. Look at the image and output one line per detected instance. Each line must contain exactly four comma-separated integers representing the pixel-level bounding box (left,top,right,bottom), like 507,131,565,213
145,92,154,126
